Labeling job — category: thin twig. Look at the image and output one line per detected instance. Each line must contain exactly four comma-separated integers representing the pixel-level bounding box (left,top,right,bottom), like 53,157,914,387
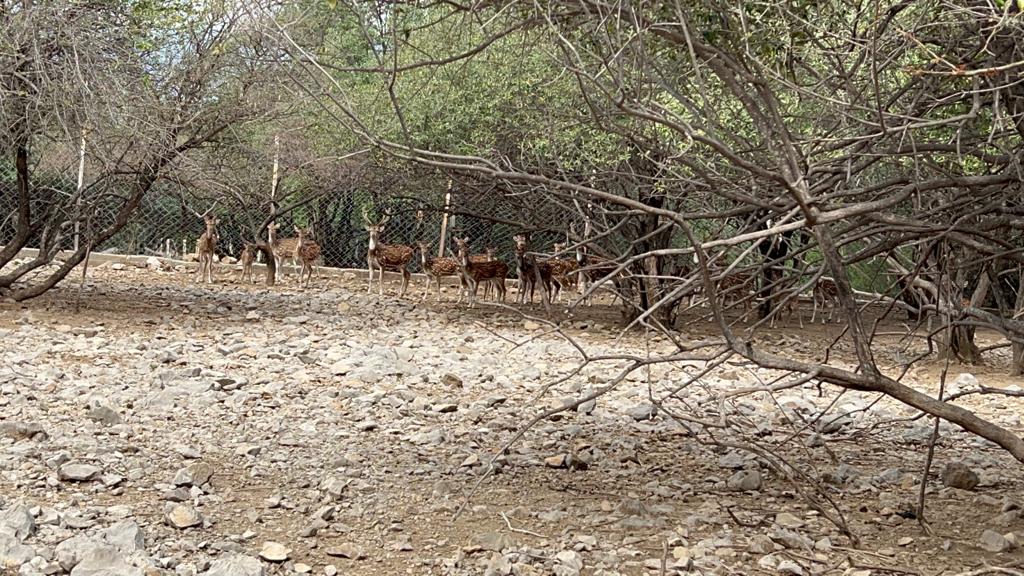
499,511,547,539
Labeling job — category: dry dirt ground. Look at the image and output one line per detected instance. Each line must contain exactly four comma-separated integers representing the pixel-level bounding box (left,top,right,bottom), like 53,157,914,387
1,260,1024,576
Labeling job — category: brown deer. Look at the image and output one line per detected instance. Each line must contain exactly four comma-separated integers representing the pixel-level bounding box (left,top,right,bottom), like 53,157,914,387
575,245,622,306
416,241,464,302
237,242,256,284
268,222,300,278
455,237,508,307
546,242,579,302
363,208,415,297
713,268,754,317
811,276,840,324
195,214,219,284
512,234,553,305
295,227,322,288
476,246,497,301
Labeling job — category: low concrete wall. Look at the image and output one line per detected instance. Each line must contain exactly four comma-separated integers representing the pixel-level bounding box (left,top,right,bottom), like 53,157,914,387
4,247,522,286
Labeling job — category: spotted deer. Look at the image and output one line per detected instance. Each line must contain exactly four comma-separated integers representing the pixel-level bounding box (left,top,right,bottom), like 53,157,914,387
476,246,498,301
455,237,508,307
812,276,840,324
416,241,464,302
363,208,415,297
512,234,553,305
268,222,300,278
195,214,219,284
237,242,256,284
575,245,622,306
295,227,322,288
546,242,579,302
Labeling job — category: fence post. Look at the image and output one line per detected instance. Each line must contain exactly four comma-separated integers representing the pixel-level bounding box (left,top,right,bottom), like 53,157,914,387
73,129,86,252
437,178,453,257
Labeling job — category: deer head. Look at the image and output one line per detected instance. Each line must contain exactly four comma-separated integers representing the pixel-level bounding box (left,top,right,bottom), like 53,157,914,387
512,234,529,255
454,237,471,264
416,241,432,264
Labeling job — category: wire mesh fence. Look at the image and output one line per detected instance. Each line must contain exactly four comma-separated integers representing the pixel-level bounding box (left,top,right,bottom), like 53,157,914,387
0,162,582,277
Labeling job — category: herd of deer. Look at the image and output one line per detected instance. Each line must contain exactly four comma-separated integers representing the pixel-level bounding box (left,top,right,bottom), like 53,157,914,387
190,209,844,323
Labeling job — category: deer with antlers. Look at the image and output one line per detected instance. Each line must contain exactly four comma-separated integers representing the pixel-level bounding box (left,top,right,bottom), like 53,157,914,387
363,207,415,297
295,227,322,288
455,237,508,307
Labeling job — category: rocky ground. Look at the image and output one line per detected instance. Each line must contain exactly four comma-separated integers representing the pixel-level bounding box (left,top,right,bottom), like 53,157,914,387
1,259,1023,576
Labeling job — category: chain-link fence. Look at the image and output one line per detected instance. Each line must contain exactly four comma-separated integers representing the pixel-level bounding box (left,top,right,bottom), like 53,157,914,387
1,161,582,276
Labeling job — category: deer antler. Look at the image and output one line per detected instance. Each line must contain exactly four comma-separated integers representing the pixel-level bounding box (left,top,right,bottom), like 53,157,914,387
379,210,390,226
361,205,372,225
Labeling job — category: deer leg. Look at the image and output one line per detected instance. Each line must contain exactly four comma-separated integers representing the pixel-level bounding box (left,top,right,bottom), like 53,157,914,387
367,259,373,294
466,277,478,308
400,269,410,298
497,277,507,302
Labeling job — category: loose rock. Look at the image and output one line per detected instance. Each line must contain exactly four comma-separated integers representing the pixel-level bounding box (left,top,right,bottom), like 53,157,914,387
166,505,203,529
942,462,979,490
726,469,762,491
258,542,290,562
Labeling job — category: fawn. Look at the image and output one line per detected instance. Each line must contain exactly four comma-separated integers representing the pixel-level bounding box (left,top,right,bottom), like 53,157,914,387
811,276,840,323
455,237,508,307
363,208,415,297
546,242,579,302
416,241,464,302
238,242,256,284
295,227,322,288
195,215,219,284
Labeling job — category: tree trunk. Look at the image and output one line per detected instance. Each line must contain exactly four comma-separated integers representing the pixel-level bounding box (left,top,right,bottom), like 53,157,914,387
0,145,33,275
942,269,990,364
1013,269,1024,375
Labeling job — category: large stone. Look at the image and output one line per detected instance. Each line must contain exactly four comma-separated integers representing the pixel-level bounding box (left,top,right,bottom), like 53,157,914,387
87,405,123,426
980,529,1011,553
0,503,34,541
774,512,805,529
0,422,46,441
173,463,215,487
0,533,35,568
200,554,264,576
69,545,143,576
258,542,290,562
55,535,103,571
166,505,203,529
726,469,762,491
554,550,583,576
942,462,979,490
101,521,144,554
474,532,513,552
59,463,101,482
